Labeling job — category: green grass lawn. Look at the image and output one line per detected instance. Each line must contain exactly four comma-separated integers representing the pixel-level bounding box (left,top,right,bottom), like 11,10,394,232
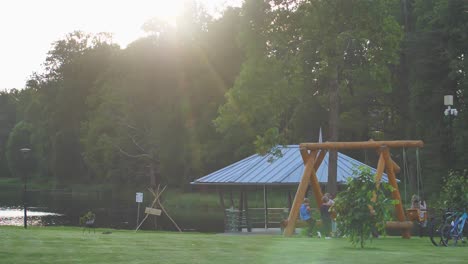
0,226,465,264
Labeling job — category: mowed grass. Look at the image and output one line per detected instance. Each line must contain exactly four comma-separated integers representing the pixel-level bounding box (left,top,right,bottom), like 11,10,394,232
0,226,465,264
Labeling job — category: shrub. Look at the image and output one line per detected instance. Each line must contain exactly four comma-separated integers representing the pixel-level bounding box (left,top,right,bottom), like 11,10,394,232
334,166,395,248
438,170,468,211
79,211,96,225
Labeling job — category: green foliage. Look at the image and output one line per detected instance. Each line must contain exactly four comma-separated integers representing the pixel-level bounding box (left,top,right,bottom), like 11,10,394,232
438,170,468,211
79,211,95,226
0,0,467,194
334,166,395,248
5,121,33,177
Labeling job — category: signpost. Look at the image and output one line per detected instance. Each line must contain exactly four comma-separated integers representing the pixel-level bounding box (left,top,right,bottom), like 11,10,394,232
136,192,143,229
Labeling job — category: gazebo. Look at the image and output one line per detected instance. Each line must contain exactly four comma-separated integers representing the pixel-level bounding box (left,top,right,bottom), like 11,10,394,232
191,145,392,231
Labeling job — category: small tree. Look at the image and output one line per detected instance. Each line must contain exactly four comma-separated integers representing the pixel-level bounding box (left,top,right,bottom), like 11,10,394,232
334,166,395,248
438,170,468,211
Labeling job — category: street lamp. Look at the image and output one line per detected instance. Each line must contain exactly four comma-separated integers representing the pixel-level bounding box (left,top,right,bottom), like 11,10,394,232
444,95,458,117
443,95,457,169
20,147,31,229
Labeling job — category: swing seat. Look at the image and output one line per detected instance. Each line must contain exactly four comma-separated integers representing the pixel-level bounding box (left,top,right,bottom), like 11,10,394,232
406,209,427,222
385,221,413,230
406,209,420,221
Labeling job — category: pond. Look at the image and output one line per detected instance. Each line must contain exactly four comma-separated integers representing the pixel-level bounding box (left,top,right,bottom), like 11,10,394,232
0,186,224,232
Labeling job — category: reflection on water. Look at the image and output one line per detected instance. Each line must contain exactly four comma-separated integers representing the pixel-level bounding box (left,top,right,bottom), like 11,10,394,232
0,207,63,226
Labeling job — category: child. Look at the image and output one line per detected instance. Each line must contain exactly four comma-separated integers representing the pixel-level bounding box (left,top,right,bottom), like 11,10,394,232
300,198,316,237
320,195,332,238
324,193,337,236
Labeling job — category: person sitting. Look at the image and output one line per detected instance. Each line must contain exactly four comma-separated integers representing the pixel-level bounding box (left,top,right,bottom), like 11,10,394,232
300,198,316,237
411,194,427,228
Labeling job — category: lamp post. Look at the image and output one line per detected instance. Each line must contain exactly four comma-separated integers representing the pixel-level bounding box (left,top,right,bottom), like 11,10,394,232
20,147,31,229
443,95,457,169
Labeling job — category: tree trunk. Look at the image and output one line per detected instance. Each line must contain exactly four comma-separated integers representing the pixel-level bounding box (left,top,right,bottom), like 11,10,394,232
327,68,339,195
149,162,156,187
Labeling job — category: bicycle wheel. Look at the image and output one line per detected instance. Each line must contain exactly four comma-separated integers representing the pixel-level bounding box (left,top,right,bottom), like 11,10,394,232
440,222,457,247
428,217,444,246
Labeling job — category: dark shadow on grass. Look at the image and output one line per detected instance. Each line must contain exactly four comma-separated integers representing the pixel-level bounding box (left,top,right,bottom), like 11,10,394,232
341,246,388,251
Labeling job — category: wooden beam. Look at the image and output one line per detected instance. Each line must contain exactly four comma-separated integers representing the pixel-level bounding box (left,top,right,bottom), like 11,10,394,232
300,140,423,150
311,150,326,207
300,148,310,163
218,190,227,227
310,166,323,209
229,190,235,208
284,154,316,236
244,191,251,232
287,190,293,210
371,152,386,203
313,150,327,171
238,190,244,232
382,148,410,239
375,146,401,173
264,185,268,229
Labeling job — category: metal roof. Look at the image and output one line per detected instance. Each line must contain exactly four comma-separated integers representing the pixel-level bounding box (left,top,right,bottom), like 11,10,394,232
191,145,390,186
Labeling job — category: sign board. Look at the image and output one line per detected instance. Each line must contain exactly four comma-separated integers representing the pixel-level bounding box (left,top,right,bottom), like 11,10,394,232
145,207,162,216
136,192,143,203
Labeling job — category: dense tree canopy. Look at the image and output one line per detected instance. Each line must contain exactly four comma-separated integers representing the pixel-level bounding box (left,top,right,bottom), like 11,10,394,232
0,0,467,199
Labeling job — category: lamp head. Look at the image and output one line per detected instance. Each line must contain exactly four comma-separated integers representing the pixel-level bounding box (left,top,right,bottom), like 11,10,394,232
20,148,31,154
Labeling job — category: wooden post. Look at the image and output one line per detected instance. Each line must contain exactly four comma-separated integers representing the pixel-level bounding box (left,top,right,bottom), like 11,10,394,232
263,185,268,229
218,189,226,228
311,150,326,207
284,154,316,236
371,151,386,203
229,190,235,208
238,190,244,231
244,191,251,232
300,149,324,207
382,148,409,238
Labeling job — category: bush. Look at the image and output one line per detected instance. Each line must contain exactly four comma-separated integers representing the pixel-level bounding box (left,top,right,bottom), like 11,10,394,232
438,170,468,211
334,166,395,248
79,211,96,225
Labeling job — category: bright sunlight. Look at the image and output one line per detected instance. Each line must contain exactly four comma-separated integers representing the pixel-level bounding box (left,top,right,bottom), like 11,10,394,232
0,0,241,89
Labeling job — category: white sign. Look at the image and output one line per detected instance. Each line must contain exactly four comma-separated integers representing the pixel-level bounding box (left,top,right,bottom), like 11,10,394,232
136,192,143,203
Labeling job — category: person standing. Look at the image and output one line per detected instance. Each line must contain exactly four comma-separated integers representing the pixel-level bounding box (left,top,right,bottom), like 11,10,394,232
320,195,332,238
300,198,315,237
324,193,337,237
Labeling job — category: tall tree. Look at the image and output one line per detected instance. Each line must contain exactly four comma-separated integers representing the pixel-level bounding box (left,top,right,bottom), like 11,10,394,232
215,0,402,194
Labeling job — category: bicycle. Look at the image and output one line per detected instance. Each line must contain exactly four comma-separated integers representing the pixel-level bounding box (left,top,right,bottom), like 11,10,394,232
428,210,452,247
440,210,467,247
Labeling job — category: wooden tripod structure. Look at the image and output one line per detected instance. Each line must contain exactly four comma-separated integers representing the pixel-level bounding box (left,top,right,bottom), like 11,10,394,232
135,185,182,232
283,140,424,238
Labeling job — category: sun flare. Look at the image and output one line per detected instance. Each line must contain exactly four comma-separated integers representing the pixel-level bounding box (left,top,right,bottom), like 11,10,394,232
148,0,185,25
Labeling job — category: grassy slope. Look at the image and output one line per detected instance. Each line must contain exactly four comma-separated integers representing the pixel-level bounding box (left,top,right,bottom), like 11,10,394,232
0,226,465,264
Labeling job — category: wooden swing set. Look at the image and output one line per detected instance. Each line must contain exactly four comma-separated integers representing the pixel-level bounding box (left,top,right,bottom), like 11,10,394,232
283,140,424,238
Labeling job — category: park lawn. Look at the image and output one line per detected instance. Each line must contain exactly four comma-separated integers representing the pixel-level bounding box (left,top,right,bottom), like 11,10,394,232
0,226,465,264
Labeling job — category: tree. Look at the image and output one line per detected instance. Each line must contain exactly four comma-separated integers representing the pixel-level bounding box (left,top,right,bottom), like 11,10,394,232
334,166,395,248
404,0,468,194
0,91,18,177
25,31,118,183
438,170,468,211
5,121,33,178
215,0,403,194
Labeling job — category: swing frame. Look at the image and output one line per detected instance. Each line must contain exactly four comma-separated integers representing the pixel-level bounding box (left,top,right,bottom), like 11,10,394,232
283,140,424,238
